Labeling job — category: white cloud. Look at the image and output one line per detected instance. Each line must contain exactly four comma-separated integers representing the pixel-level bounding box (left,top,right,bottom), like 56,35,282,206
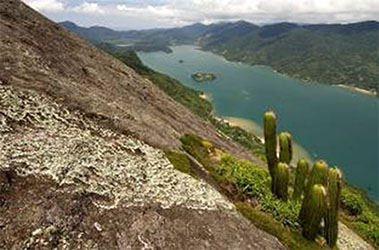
72,2,104,14
114,0,379,25
24,0,64,12
22,0,379,29
117,4,179,18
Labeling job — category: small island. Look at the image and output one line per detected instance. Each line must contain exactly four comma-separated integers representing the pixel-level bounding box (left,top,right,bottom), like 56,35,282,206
192,72,216,82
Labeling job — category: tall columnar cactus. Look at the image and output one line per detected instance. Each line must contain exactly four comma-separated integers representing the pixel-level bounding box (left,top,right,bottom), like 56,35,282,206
302,184,327,240
292,159,310,200
264,111,278,192
325,168,342,247
279,132,293,164
276,163,290,201
300,160,329,223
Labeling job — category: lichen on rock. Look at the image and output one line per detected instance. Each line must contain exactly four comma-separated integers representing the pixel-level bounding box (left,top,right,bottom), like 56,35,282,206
0,84,233,211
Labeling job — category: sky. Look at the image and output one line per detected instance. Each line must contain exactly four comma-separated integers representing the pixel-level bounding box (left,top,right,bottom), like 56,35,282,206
22,0,379,30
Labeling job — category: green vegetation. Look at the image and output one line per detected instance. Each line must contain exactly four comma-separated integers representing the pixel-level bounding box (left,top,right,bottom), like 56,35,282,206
199,21,379,91
263,111,294,201
263,111,278,192
302,184,327,240
340,186,379,247
93,41,378,248
300,160,329,223
97,44,213,120
97,43,266,158
235,202,325,250
292,159,309,200
62,20,379,91
210,154,303,230
276,163,290,201
211,117,265,157
341,188,364,216
165,151,197,179
179,136,324,249
180,113,378,249
179,135,214,171
191,72,216,82
279,132,293,164
325,168,342,247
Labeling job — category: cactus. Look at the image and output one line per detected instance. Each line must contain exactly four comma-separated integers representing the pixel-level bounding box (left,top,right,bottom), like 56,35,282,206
264,111,278,193
279,132,292,164
276,163,290,201
300,160,329,223
293,159,310,200
302,184,327,240
325,168,342,247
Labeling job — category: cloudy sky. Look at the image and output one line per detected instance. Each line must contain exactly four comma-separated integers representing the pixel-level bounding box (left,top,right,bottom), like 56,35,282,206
22,0,379,30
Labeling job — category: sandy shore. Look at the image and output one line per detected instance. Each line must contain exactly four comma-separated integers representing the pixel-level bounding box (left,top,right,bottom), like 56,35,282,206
222,116,263,137
337,84,377,97
221,116,313,163
199,92,212,101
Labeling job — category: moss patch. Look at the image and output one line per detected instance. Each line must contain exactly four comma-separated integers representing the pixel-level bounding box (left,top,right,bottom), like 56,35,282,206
179,134,214,171
165,151,198,179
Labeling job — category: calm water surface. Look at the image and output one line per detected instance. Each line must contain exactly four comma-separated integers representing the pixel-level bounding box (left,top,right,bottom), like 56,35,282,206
138,45,379,199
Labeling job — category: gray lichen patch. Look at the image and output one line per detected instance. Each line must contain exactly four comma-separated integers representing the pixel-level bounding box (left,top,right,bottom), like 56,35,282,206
0,85,233,211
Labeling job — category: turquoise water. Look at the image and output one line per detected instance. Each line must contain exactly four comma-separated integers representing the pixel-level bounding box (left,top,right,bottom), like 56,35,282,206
138,45,379,199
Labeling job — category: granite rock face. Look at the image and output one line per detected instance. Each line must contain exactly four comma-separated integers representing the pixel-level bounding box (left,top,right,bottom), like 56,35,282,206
0,84,286,249
0,0,253,161
0,1,286,248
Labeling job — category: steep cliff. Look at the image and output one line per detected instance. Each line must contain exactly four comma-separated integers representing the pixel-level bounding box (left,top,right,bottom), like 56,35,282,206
0,0,284,249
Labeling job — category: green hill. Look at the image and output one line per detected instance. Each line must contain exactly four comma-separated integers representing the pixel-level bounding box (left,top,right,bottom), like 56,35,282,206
61,20,378,91
198,21,379,91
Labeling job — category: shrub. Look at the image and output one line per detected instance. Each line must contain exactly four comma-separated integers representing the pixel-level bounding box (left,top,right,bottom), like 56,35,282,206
214,155,301,229
340,187,379,247
341,190,363,216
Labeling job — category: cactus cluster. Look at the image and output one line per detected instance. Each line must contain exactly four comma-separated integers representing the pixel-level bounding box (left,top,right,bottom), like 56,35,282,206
299,160,329,223
263,111,293,199
262,111,343,246
299,162,342,247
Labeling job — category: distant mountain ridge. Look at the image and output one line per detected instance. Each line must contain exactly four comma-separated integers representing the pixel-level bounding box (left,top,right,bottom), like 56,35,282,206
60,20,379,91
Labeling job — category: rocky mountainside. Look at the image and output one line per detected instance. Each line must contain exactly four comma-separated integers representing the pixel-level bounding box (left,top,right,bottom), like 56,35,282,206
0,0,254,159
0,0,284,249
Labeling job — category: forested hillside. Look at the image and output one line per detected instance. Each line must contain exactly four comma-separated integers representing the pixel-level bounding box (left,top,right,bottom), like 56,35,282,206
198,21,379,91
61,20,379,91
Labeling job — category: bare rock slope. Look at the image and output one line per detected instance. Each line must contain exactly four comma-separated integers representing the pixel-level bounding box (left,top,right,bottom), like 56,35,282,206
0,84,284,249
0,0,252,159
0,0,285,249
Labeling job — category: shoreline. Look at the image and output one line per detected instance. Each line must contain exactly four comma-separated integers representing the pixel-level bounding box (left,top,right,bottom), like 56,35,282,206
336,84,377,97
193,46,378,98
220,116,313,164
199,92,212,101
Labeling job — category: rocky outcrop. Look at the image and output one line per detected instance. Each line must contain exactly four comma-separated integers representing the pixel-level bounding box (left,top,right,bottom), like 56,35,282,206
0,0,253,162
0,0,285,246
0,83,286,249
